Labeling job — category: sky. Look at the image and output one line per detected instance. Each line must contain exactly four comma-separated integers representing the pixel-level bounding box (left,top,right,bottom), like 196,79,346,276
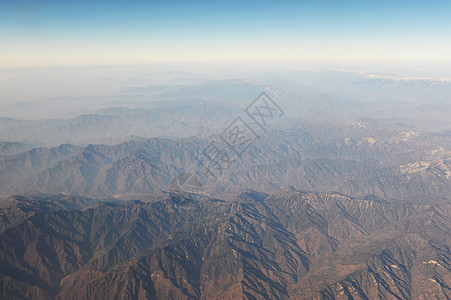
1,0,451,70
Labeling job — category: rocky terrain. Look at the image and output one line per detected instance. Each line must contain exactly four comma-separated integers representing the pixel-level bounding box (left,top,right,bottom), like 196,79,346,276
0,189,449,299
0,103,450,299
0,120,450,203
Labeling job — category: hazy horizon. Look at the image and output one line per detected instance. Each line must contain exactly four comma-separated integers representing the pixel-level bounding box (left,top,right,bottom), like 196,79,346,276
2,0,451,122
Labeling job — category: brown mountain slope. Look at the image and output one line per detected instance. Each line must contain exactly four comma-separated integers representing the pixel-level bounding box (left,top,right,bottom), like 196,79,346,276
0,190,449,299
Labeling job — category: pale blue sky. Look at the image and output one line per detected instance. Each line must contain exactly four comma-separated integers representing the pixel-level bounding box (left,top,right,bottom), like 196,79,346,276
1,0,451,68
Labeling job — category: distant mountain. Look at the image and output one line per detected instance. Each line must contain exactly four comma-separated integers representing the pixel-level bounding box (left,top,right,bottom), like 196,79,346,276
0,120,449,202
0,142,34,156
0,79,291,146
0,102,243,146
3,72,451,148
0,190,449,299
343,70,451,87
0,144,81,192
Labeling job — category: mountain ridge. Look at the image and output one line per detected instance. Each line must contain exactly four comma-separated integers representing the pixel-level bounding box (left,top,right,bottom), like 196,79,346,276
1,122,449,202
0,189,449,299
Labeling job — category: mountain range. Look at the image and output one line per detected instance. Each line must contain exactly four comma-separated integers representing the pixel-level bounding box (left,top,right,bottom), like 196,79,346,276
1,71,450,299
0,119,449,203
0,189,449,299
2,72,451,147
